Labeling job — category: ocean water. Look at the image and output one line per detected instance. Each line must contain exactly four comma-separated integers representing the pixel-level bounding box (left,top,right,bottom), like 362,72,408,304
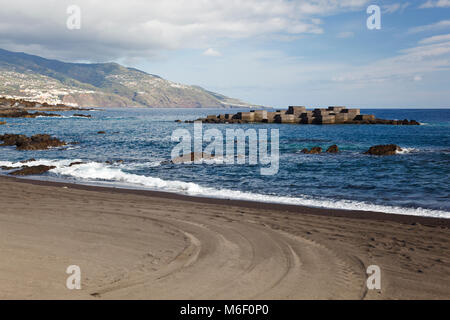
0,108,449,218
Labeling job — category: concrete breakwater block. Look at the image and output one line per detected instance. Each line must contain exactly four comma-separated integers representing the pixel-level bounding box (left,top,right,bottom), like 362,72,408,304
287,106,307,115
275,114,296,123
194,106,419,126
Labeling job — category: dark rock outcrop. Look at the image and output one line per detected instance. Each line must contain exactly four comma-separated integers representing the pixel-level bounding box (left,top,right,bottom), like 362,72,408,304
73,114,92,118
364,144,402,156
301,147,322,154
326,145,339,153
0,110,61,118
20,158,36,163
69,162,85,167
18,134,66,150
0,134,67,150
9,165,56,176
0,134,28,147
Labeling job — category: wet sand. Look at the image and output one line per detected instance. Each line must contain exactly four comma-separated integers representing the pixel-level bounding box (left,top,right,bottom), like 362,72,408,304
0,176,449,299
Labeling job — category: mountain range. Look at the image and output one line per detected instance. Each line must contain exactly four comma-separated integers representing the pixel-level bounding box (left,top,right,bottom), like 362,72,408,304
0,48,255,108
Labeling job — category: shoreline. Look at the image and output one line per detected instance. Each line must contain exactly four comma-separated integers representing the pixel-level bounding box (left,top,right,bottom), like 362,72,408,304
3,175,449,228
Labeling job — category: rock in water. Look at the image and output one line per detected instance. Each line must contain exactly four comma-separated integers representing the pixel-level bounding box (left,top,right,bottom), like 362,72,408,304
17,134,66,150
69,162,85,167
0,121,5,125
326,145,339,153
0,134,67,150
0,134,28,147
20,158,36,163
0,110,61,118
105,160,124,165
364,144,402,156
301,147,322,154
73,114,92,118
9,165,56,176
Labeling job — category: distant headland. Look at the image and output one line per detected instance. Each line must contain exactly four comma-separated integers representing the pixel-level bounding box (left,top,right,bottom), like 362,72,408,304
192,106,421,125
0,48,255,109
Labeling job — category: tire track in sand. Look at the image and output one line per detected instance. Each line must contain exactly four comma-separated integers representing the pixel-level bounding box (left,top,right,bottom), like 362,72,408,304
91,212,366,299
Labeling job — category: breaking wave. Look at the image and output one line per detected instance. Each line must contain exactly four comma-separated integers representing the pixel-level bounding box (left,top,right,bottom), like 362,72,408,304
1,158,448,219
396,147,418,154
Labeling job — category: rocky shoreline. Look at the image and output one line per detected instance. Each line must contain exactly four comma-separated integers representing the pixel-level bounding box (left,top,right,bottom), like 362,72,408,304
0,97,93,118
0,109,62,118
0,97,89,111
191,106,421,125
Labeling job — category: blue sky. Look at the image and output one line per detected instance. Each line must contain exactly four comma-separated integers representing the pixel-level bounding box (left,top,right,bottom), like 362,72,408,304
0,0,449,108
130,1,450,108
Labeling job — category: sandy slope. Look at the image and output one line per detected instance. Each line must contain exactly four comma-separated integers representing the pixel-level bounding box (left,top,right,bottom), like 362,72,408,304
0,176,449,299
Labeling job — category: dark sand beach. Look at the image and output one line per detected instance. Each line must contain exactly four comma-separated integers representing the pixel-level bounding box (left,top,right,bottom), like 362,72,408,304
0,176,449,300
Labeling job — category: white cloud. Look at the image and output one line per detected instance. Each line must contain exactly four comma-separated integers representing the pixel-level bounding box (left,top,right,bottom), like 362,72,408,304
0,0,370,61
420,0,450,8
408,20,450,33
203,48,221,57
331,37,450,84
337,31,355,39
383,2,410,14
419,33,450,44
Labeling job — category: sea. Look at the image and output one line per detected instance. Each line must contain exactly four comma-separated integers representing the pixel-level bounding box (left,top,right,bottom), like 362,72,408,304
1,108,449,218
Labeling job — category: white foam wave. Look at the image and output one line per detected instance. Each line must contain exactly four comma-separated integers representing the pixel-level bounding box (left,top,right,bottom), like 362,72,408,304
396,147,418,154
1,158,448,219
35,115,91,119
0,159,79,168
35,115,62,119
65,146,81,150
118,161,163,169
70,115,92,119
50,161,449,219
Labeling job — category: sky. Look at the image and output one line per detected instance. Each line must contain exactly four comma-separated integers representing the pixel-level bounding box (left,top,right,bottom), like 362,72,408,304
0,0,449,108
